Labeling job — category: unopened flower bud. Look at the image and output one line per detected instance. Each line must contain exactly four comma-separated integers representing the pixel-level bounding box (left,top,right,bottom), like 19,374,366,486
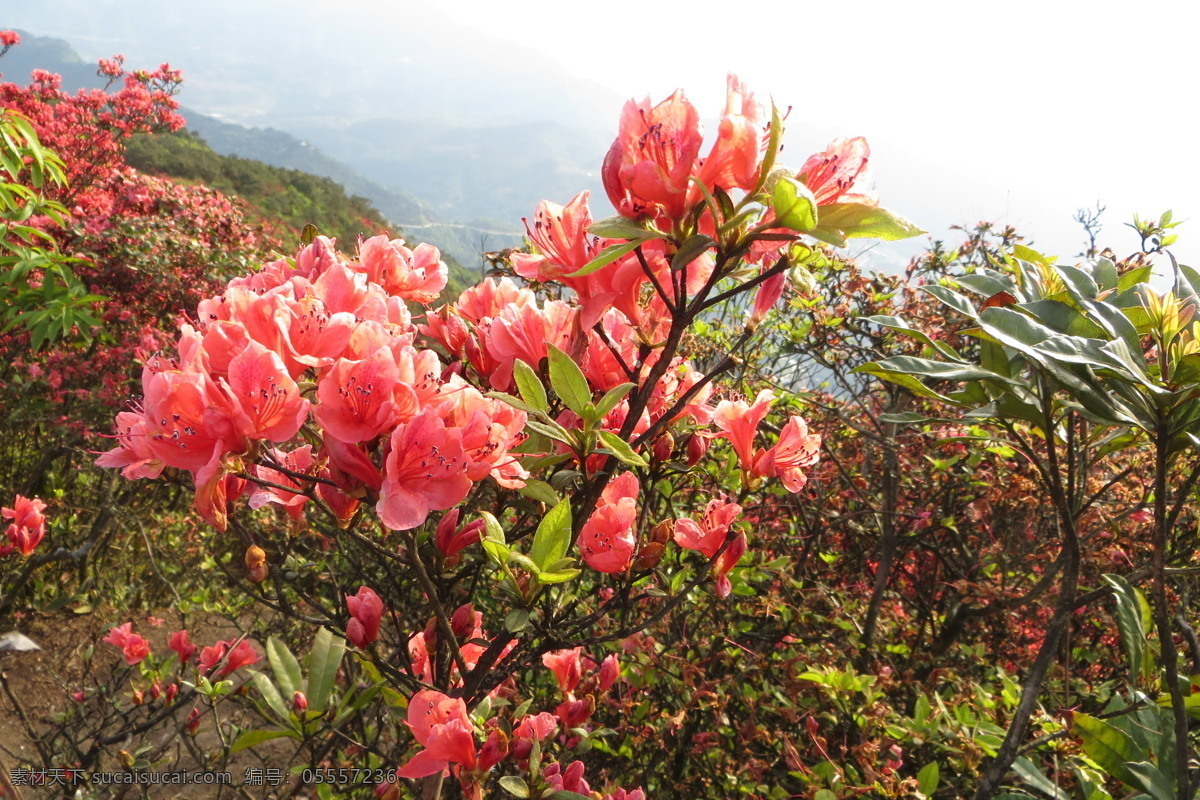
165,683,178,702
132,690,144,706
652,432,675,462
651,520,673,545
633,542,664,571
686,434,709,466
292,690,308,714
245,545,267,582
598,654,620,691
451,603,474,640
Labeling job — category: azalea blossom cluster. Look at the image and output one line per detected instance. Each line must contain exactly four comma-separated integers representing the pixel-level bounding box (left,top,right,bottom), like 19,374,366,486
1,494,47,557
376,649,628,800
99,620,260,734
87,71,916,798
96,232,532,534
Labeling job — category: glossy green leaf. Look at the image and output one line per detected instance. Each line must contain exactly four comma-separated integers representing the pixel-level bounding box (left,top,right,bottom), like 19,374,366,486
594,382,634,419
1102,574,1152,685
670,234,716,271
567,238,646,278
1072,713,1146,788
587,216,654,240
229,728,300,755
267,636,303,699
916,761,939,796
597,430,649,467
811,202,924,241
548,344,592,416
250,671,289,723
772,177,818,232
531,499,572,571
518,479,559,506
499,776,530,798
512,359,548,412
306,626,345,714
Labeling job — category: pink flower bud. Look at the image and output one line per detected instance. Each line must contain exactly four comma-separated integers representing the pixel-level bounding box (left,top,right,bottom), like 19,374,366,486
292,691,308,713
598,654,620,691
186,707,201,734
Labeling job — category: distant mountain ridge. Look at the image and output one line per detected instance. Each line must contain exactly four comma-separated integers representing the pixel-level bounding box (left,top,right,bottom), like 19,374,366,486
1,28,526,270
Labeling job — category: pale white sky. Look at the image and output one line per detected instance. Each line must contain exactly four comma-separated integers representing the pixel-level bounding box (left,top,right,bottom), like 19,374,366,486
434,0,1200,264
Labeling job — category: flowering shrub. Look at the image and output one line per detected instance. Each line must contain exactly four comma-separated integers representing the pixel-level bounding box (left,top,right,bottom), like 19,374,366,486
94,74,920,797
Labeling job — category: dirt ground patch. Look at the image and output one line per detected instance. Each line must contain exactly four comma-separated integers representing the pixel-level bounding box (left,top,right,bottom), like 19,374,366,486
0,609,308,800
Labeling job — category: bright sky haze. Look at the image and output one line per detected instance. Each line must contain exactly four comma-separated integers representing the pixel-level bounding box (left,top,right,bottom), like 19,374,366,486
432,0,1199,265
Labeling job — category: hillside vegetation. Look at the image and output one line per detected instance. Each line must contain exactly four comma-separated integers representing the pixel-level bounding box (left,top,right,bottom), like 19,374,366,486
124,129,393,249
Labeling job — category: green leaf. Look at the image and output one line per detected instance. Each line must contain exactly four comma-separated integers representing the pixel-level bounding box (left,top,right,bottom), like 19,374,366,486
596,430,649,467
1012,756,1069,800
480,512,509,565
512,359,548,412
266,637,303,699
1102,574,1152,685
1072,713,1146,788
566,238,647,278
587,216,654,240
772,177,817,232
503,608,530,632
594,382,634,419
812,203,924,241
499,776,530,797
531,499,572,571
250,671,289,723
545,792,593,800
670,234,715,271
547,344,592,416
518,479,559,506
917,761,939,796
487,391,542,415
229,728,300,755
1122,762,1175,800
306,626,346,714
537,568,581,584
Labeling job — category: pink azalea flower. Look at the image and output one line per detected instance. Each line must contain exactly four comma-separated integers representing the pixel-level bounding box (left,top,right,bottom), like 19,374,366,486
95,411,166,480
315,348,411,444
222,340,310,442
198,639,260,677
397,690,477,779
357,235,448,304
376,409,472,531
674,496,746,598
694,74,766,197
544,760,591,795
757,415,822,492
512,191,600,281
673,497,743,559
578,472,639,573
248,446,316,521
511,712,558,760
712,389,776,468
603,89,703,223
346,586,384,648
3,495,47,556
542,647,584,696
435,509,485,563
169,630,197,663
598,653,620,691
798,137,879,207
103,623,151,666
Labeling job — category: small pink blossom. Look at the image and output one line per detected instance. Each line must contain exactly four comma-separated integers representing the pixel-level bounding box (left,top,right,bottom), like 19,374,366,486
346,586,384,648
